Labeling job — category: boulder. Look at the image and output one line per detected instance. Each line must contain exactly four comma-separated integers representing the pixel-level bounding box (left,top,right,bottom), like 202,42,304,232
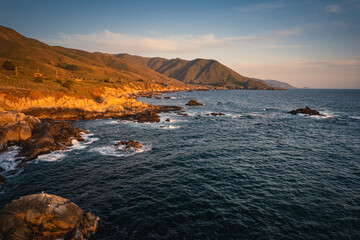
217,102,222,105
115,140,142,150
165,118,171,122
0,111,41,151
0,193,98,240
186,100,203,106
289,106,322,116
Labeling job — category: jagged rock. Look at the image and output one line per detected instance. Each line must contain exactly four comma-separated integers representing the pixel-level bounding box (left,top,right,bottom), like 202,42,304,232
118,106,182,123
115,140,142,149
186,100,203,106
0,174,7,185
17,121,85,166
0,193,98,240
289,106,322,116
165,118,171,122
164,97,171,99
0,111,41,151
211,112,225,116
217,102,222,105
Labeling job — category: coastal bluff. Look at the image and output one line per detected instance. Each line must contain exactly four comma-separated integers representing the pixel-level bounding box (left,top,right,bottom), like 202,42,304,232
0,193,98,240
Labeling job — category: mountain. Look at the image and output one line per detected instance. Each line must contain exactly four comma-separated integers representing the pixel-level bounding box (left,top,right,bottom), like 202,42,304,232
252,78,296,89
0,25,276,96
0,25,188,95
115,54,275,89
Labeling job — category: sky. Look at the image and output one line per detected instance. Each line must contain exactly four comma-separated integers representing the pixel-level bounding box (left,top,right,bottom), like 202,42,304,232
1,0,360,88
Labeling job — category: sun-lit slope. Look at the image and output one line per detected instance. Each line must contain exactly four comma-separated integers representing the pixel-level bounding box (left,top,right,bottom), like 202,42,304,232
0,25,188,90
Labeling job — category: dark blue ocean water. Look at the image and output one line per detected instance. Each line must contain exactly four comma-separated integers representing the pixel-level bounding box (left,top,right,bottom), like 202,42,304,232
1,89,360,239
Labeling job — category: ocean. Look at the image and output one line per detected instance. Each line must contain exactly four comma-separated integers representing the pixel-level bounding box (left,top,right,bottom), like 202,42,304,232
1,89,359,239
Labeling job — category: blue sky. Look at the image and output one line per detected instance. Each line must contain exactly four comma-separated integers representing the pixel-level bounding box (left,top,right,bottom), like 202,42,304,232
1,0,360,88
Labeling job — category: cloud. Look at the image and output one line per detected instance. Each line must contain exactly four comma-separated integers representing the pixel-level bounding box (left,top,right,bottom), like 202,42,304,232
47,30,275,54
267,45,304,49
238,2,283,12
325,5,341,13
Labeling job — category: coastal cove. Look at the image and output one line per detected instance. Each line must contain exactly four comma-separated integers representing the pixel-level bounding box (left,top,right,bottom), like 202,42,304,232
1,89,360,239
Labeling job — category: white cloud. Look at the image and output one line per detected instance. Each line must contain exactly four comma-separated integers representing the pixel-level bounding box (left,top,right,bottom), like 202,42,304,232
325,5,341,13
47,30,270,54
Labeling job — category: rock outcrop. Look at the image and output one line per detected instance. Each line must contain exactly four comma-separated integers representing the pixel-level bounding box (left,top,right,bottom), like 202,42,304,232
0,193,98,240
115,140,142,150
186,100,203,106
289,106,322,116
17,121,85,166
210,112,225,116
0,111,41,151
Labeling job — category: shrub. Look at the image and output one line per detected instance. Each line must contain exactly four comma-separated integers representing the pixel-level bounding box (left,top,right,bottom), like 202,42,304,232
62,80,74,89
33,76,43,83
56,63,79,72
2,60,16,70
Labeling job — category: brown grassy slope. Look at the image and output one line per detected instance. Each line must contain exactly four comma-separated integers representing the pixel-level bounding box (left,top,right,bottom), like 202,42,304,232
115,55,274,89
0,25,189,94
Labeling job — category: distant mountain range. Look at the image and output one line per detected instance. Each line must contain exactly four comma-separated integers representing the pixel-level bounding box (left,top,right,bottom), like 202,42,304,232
252,79,296,89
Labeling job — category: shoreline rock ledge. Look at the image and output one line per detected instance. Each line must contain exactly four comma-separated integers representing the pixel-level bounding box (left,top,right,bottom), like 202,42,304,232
0,193,98,240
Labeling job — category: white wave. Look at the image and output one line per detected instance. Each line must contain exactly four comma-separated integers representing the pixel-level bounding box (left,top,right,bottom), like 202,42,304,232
160,125,180,130
103,120,119,124
170,97,180,99
0,146,23,172
36,151,67,162
349,116,360,120
36,131,99,162
91,144,151,157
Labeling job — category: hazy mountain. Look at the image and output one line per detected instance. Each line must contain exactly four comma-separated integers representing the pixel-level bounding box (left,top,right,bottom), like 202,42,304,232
252,78,296,89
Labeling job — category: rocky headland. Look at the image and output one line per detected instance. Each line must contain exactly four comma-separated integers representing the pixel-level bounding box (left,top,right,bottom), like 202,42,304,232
0,192,98,240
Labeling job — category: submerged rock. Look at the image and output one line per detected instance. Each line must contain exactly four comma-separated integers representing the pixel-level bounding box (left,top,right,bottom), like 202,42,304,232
0,193,98,240
217,102,222,105
164,96,171,99
210,112,225,116
289,106,322,116
17,121,85,166
115,140,142,150
186,100,203,106
0,174,7,185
